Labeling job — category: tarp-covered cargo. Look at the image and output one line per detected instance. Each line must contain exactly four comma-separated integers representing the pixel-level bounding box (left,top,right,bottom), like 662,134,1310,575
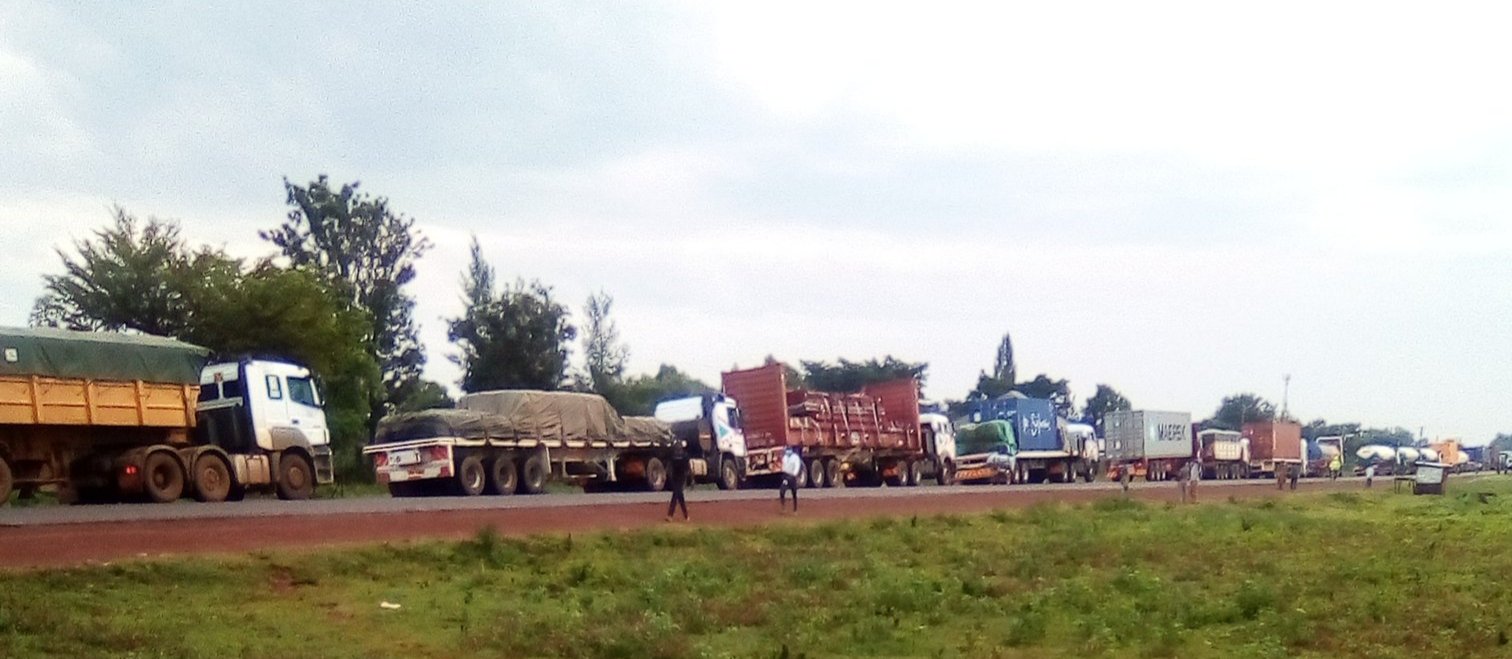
372,390,673,448
0,326,209,384
956,420,1017,456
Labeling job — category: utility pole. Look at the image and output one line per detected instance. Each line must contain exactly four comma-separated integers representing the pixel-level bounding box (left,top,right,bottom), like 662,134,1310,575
1281,374,1291,421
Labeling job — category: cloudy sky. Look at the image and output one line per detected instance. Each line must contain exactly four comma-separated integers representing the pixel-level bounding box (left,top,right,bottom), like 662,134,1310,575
3,1,1509,440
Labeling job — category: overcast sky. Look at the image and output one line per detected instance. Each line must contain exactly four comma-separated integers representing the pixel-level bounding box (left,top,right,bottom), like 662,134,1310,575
3,1,1509,441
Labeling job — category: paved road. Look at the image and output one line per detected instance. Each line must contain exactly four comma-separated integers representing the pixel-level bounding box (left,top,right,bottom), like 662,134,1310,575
0,477,1323,527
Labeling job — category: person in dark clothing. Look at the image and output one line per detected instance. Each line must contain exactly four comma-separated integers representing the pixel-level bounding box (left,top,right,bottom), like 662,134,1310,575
666,453,690,522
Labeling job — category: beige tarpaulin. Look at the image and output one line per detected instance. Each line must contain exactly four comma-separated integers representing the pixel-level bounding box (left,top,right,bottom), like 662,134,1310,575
372,390,672,448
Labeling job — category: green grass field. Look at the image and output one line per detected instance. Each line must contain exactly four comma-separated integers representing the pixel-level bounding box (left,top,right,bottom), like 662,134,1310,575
4,477,1511,658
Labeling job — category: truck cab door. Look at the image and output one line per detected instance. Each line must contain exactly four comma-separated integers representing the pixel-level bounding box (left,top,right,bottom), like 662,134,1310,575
283,374,329,447
712,401,747,459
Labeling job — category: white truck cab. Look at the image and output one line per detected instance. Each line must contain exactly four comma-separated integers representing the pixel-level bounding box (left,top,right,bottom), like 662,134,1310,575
654,393,747,490
919,411,958,484
197,359,333,499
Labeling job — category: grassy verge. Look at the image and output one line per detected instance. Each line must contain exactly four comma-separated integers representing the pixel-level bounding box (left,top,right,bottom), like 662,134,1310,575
5,478,1512,658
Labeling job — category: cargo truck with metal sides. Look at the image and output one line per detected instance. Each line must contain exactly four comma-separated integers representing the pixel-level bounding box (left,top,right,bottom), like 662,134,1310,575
366,390,677,496
962,395,1099,483
1242,420,1303,477
0,327,333,504
1196,428,1249,479
653,393,748,490
1104,410,1193,481
718,363,951,488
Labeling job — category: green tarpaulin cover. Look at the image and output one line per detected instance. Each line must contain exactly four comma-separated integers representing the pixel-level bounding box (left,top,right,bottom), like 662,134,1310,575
0,327,209,384
956,420,1017,456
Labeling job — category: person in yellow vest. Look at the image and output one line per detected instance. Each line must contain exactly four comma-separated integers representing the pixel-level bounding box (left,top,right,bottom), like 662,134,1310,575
1329,454,1343,480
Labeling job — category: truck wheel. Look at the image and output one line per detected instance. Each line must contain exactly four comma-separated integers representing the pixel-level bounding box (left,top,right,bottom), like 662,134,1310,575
0,456,12,505
520,453,548,494
825,460,843,488
938,460,956,486
643,457,668,492
906,460,922,487
190,455,233,503
807,458,826,488
275,452,315,501
1082,465,1097,483
488,456,518,495
717,456,740,491
454,454,486,496
143,451,185,503
884,462,906,487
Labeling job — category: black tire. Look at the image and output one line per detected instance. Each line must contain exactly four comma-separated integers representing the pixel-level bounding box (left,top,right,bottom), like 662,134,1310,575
716,456,740,491
825,459,843,488
275,452,315,501
0,456,12,506
807,458,825,488
488,456,518,495
190,455,233,503
884,463,906,487
454,454,486,496
520,453,548,494
643,457,668,492
1082,464,1097,483
906,460,922,487
143,451,185,503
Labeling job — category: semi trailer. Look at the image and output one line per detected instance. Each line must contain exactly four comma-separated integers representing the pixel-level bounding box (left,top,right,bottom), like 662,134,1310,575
718,362,950,488
1104,410,1194,481
960,395,1098,483
1242,420,1303,477
1196,428,1249,479
366,390,678,496
0,327,333,504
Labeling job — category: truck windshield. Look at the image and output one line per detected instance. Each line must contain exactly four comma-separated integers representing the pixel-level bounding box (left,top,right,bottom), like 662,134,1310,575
287,376,319,407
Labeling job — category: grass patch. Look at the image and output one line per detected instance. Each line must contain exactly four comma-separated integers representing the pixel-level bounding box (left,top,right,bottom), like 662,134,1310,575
5,478,1512,657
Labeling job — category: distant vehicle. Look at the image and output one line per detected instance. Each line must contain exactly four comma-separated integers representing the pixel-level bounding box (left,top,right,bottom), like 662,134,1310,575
1,327,332,504
367,390,677,496
960,396,1098,483
1242,420,1303,478
1196,428,1249,479
951,420,1015,485
1309,436,1345,478
654,393,747,490
719,363,951,488
1104,410,1193,481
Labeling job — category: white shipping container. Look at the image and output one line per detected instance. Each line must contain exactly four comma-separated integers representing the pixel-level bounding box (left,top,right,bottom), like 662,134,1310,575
1105,410,1194,461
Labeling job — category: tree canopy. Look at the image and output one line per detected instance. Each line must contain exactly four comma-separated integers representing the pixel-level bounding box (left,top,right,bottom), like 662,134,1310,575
1206,393,1277,431
1014,373,1075,418
799,356,928,393
447,238,576,392
1080,384,1132,431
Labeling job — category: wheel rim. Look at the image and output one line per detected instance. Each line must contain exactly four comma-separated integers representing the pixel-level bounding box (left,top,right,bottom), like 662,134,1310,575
286,460,309,491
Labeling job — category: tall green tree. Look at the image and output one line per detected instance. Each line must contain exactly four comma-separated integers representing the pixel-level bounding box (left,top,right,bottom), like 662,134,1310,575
1207,393,1276,431
616,365,717,416
966,332,1016,400
1080,384,1132,431
800,356,927,392
1014,373,1074,418
262,175,432,415
447,239,577,392
579,290,629,395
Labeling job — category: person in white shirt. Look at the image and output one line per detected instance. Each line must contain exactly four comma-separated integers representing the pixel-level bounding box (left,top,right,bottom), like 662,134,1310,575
779,446,803,513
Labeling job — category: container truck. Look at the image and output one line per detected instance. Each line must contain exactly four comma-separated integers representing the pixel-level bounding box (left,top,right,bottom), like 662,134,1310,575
718,362,949,488
0,327,333,504
366,390,677,496
1309,436,1345,477
961,395,1098,483
1196,428,1249,479
1242,420,1303,477
1103,410,1193,481
951,420,1015,484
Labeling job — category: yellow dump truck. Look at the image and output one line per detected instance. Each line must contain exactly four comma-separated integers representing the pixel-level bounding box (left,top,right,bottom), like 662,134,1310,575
0,327,333,504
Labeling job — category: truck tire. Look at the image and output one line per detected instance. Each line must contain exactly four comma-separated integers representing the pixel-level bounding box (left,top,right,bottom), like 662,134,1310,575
275,452,315,501
1082,465,1097,483
190,455,233,503
716,456,740,491
906,460,922,487
488,456,518,495
520,453,548,494
883,462,906,487
0,456,12,506
643,457,668,492
807,459,825,488
143,451,185,503
454,454,486,496
825,459,843,488
936,459,954,486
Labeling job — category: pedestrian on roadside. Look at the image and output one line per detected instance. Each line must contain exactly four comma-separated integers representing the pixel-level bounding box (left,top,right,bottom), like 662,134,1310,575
665,444,691,522
1119,465,1132,498
779,446,803,513
1276,466,1286,491
1288,463,1300,490
1329,454,1343,481
1364,464,1376,489
1186,460,1202,503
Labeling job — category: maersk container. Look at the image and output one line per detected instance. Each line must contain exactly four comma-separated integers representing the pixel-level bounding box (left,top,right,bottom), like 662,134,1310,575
965,396,1061,452
1104,410,1193,461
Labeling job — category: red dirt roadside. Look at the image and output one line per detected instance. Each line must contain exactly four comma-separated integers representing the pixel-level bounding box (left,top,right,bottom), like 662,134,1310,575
0,480,1359,570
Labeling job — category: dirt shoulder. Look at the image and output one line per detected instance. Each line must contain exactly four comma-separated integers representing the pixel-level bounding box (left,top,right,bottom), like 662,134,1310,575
0,479,1366,570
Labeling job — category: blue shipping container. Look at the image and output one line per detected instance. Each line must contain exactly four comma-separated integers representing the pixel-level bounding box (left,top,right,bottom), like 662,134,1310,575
964,397,1061,452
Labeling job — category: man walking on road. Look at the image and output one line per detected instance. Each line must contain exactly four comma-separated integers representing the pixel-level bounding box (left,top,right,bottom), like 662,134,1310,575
666,446,691,522
779,446,803,514
1176,461,1190,504
1186,460,1202,503
1288,463,1300,490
